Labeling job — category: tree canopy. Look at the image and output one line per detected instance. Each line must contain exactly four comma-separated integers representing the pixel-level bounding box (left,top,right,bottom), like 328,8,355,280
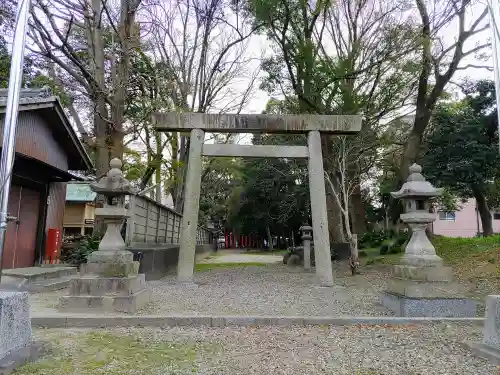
422,80,499,235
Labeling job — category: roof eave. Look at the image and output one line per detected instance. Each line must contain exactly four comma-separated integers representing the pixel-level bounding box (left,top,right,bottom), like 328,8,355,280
0,96,94,172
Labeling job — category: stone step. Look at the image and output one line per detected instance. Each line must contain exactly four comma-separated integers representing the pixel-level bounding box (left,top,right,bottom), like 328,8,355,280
68,274,146,297
27,277,74,293
58,289,150,313
2,267,77,284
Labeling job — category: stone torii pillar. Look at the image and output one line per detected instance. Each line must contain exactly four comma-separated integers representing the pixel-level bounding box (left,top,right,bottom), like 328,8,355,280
177,129,204,283
152,113,362,286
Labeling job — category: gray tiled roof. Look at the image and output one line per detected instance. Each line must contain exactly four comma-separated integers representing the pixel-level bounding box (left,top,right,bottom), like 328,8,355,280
0,86,56,106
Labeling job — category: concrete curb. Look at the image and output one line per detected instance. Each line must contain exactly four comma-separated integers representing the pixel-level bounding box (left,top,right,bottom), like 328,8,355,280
31,315,485,329
463,341,500,365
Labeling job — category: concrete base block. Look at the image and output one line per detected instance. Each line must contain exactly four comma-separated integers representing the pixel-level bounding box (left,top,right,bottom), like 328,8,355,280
0,292,31,360
464,342,500,365
0,342,46,375
386,279,467,298
2,266,76,283
87,250,134,264
59,288,150,313
392,264,453,282
68,274,146,296
381,291,477,317
466,296,500,364
483,295,500,349
80,261,139,277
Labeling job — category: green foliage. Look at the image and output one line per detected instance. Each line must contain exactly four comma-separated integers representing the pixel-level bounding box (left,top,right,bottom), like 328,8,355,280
29,73,72,105
359,230,409,255
0,37,8,88
422,80,499,199
359,230,389,249
234,132,310,238
199,157,243,227
60,236,100,268
486,179,500,211
0,37,47,89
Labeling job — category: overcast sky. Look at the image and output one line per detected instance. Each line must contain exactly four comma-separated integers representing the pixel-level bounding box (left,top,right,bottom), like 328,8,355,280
237,1,496,115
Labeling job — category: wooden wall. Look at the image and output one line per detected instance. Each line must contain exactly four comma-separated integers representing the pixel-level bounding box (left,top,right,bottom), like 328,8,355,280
0,112,69,171
125,194,212,246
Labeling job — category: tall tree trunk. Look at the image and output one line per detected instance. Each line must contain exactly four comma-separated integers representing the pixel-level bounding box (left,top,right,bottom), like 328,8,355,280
110,0,138,160
321,136,345,243
400,114,430,180
173,134,189,212
90,0,109,237
326,190,345,243
350,185,366,235
155,162,162,203
266,225,274,250
472,185,493,236
90,0,108,177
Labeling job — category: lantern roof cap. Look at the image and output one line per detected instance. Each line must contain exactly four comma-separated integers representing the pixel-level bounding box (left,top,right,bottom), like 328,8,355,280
391,164,443,199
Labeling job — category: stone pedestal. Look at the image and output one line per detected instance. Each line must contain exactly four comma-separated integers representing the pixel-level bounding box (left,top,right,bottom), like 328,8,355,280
0,291,45,374
465,295,500,364
382,164,476,317
381,263,476,317
59,207,150,313
299,225,312,272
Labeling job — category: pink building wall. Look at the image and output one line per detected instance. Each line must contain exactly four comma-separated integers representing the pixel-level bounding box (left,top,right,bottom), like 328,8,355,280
431,198,500,237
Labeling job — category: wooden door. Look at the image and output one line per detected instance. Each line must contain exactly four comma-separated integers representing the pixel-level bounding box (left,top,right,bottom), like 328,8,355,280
2,185,40,269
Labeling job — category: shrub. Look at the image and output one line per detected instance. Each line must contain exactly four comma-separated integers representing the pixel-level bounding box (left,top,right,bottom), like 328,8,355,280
60,236,100,268
359,230,389,249
389,245,403,254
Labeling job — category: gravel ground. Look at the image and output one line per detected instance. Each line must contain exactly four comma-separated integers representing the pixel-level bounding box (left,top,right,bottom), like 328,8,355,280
27,263,394,316
142,263,393,316
200,253,283,264
30,323,496,375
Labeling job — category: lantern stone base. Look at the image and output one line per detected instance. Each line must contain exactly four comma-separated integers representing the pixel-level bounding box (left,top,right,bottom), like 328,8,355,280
58,251,150,313
0,291,47,375
58,288,150,313
381,291,476,317
380,264,477,317
465,295,500,364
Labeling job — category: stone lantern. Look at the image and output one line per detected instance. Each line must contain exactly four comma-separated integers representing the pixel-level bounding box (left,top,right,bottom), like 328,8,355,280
299,224,313,271
380,163,476,317
59,159,150,313
390,163,443,266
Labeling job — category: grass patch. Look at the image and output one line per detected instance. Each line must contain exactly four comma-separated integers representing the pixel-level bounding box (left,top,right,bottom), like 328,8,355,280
243,249,288,255
14,330,213,375
195,262,268,272
362,253,401,266
432,235,500,298
362,234,500,299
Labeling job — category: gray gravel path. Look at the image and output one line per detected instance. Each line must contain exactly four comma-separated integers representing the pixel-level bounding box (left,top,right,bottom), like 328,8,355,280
33,324,495,374
28,263,394,316
141,263,392,316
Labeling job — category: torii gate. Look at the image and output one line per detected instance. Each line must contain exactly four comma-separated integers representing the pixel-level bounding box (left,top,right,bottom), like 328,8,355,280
153,113,362,286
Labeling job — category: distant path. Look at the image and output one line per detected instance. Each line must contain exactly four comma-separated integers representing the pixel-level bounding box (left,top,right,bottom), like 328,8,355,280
200,250,283,264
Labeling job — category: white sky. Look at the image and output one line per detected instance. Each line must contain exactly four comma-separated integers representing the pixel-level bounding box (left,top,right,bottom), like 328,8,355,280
240,2,497,115
221,1,498,147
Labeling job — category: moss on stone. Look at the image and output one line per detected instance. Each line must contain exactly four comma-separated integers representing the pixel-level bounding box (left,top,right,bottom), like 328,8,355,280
14,330,213,375
101,262,128,277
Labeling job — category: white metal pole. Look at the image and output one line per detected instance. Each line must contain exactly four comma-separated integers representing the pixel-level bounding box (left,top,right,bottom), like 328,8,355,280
0,0,31,280
488,0,500,152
